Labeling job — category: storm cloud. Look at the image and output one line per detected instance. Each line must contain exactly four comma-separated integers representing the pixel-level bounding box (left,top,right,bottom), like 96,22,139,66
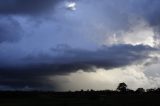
1,0,160,90
0,0,61,43
0,0,60,15
0,44,157,90
0,16,23,43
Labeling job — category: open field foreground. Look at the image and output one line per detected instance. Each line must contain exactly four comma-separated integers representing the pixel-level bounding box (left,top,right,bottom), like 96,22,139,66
0,91,160,106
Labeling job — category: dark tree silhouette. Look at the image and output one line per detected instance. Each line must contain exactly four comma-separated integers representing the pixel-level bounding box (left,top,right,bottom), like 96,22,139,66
136,88,145,93
117,82,127,92
146,89,155,93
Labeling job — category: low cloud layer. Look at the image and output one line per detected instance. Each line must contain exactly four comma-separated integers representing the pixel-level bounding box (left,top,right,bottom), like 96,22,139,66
0,44,158,90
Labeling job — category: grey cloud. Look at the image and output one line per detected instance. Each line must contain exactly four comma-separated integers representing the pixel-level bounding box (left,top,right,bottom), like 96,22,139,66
0,16,23,43
49,44,155,69
0,0,62,44
0,44,157,90
115,0,160,29
0,0,60,15
0,67,54,90
77,0,160,40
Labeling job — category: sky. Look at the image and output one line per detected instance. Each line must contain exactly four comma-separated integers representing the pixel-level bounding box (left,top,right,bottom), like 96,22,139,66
1,0,160,91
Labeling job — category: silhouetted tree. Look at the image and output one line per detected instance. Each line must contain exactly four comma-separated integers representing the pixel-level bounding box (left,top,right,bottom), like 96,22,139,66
80,89,84,92
117,82,127,92
136,88,145,93
90,89,95,92
146,88,155,93
156,88,160,92
126,88,134,93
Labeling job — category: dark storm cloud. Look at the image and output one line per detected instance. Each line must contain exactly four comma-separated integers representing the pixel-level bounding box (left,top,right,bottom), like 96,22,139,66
0,0,60,15
117,0,160,30
27,44,156,69
133,0,160,27
0,65,55,90
0,16,23,43
0,44,157,90
0,0,62,44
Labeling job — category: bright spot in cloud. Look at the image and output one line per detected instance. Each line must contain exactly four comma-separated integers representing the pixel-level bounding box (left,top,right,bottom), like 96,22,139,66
104,20,155,47
65,1,77,11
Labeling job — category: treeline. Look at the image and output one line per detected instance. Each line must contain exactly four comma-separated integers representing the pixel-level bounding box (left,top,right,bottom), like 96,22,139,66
1,83,160,106
0,82,160,96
